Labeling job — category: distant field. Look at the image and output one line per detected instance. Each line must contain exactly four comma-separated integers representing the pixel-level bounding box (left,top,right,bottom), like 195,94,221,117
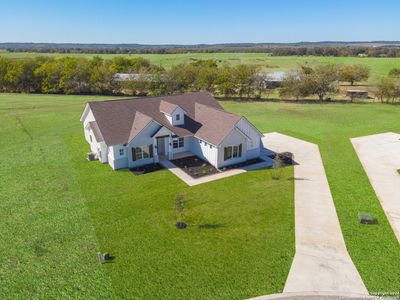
1,52,400,83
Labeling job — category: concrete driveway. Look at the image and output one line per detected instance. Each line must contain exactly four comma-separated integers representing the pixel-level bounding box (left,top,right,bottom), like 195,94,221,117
351,132,400,242
262,133,367,295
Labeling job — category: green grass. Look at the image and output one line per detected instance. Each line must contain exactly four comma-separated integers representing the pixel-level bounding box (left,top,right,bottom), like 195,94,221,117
0,93,295,299
222,100,400,292
2,92,399,298
1,52,400,83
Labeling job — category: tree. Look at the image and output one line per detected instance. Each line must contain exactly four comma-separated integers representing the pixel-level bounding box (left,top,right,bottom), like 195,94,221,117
0,58,11,92
339,64,370,85
215,66,235,97
232,64,258,99
59,57,92,94
34,58,63,94
89,57,118,95
280,65,339,102
175,193,187,229
376,77,399,103
307,64,340,102
5,59,41,93
280,72,307,101
388,68,400,79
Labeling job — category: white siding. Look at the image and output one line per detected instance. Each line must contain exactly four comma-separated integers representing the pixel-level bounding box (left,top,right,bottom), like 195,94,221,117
108,145,129,170
236,118,261,150
170,107,186,126
126,121,160,168
82,107,108,163
190,137,218,167
171,136,190,155
163,107,186,126
217,128,247,168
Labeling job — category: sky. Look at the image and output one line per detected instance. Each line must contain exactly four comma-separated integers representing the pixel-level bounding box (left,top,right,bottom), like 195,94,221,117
0,0,399,44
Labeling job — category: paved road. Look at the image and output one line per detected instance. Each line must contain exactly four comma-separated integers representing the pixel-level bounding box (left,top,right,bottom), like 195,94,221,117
351,132,400,243
262,133,367,295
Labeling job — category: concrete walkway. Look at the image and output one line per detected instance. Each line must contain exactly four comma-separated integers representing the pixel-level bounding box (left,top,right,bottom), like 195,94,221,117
159,155,274,186
351,132,400,242
262,133,367,295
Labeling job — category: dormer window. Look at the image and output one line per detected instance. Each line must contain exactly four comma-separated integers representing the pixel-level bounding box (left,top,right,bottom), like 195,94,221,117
159,100,187,126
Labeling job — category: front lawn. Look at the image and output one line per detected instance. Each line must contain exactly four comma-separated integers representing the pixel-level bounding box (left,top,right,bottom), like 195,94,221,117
0,93,295,299
67,135,295,299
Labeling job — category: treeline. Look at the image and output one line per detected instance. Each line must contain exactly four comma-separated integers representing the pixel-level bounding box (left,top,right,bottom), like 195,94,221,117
0,56,267,97
1,56,399,103
4,46,400,57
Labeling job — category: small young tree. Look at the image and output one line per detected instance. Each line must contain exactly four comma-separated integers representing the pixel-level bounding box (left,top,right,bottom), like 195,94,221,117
272,155,284,180
175,193,187,229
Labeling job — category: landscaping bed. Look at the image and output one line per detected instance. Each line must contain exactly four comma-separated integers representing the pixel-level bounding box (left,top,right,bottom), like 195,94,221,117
172,156,266,178
130,163,163,175
171,156,219,178
220,157,265,170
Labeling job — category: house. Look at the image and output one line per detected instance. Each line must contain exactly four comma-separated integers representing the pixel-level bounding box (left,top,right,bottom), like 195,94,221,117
80,92,263,170
113,73,152,82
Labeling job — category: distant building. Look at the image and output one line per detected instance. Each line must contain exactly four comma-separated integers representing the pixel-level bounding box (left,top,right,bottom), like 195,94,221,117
258,71,291,88
113,73,152,82
346,89,369,100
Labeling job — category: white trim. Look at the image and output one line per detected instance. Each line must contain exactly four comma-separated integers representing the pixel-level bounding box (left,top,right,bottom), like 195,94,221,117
127,120,161,144
238,116,263,137
193,135,218,148
160,106,188,116
218,127,248,147
80,104,90,122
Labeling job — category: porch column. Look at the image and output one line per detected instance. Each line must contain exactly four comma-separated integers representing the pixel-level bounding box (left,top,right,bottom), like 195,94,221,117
153,137,159,163
168,134,173,160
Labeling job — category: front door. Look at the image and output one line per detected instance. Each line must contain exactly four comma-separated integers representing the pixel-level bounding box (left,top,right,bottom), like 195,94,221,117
157,138,165,155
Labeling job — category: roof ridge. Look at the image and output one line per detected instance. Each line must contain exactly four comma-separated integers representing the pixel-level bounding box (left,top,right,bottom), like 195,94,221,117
195,102,241,118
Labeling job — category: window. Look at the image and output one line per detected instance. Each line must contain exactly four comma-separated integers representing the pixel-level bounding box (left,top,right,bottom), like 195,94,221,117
224,144,242,161
135,147,143,160
119,148,124,156
173,137,184,149
133,145,153,161
175,114,180,121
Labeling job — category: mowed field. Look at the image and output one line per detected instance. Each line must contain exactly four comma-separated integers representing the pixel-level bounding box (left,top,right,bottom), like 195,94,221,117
1,93,399,299
0,93,295,299
1,51,400,83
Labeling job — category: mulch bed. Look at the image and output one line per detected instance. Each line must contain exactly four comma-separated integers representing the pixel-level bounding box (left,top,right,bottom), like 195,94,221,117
171,156,219,178
172,155,266,179
268,152,294,165
220,158,264,171
130,163,163,175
